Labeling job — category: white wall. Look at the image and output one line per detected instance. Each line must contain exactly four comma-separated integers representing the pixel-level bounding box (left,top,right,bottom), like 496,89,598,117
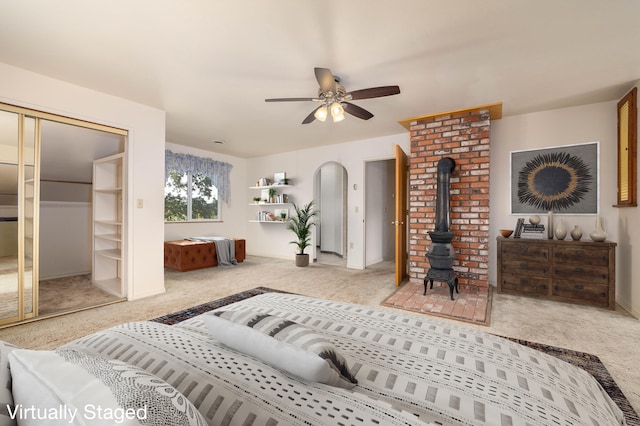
0,218,17,257
39,202,91,279
0,62,166,300
246,134,409,269
163,143,247,242
490,100,640,315
319,162,345,256
365,159,395,265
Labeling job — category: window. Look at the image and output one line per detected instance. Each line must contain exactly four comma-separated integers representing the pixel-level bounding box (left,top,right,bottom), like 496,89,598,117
616,87,637,207
164,170,220,221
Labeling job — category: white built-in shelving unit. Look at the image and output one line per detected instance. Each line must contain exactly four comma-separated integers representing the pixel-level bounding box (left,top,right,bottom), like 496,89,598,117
249,183,291,223
92,153,125,297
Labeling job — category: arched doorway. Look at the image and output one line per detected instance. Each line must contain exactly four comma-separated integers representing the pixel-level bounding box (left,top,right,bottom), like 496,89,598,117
313,162,347,266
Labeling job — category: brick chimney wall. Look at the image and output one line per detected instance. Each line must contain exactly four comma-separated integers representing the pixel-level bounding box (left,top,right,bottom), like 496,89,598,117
408,109,491,290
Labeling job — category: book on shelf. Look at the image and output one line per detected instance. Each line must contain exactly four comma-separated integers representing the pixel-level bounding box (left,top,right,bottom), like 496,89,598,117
522,224,545,231
519,232,546,239
513,218,525,238
513,218,547,239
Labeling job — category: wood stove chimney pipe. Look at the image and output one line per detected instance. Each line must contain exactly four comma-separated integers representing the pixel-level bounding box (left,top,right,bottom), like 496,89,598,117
435,157,456,232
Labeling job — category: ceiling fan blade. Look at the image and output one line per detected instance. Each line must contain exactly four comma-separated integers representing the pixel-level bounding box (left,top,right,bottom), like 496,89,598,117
343,102,374,120
348,86,401,100
265,97,316,102
314,67,336,92
302,106,321,124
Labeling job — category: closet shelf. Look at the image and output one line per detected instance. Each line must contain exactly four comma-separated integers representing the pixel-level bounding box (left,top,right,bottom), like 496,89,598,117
96,249,121,261
94,187,123,193
93,278,122,297
94,219,122,226
93,152,125,298
94,233,121,242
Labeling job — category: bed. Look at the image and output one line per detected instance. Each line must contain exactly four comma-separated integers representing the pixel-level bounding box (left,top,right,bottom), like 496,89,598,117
1,293,626,425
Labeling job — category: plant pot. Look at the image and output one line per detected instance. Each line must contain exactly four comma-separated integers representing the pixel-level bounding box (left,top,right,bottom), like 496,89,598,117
295,253,309,267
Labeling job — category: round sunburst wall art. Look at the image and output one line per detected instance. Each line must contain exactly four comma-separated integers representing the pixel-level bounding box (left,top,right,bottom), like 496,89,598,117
517,152,593,211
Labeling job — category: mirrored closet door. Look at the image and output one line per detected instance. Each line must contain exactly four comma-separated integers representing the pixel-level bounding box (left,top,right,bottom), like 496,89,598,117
0,102,127,326
0,110,38,324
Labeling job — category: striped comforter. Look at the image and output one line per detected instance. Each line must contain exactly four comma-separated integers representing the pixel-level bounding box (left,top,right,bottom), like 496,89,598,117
62,293,625,425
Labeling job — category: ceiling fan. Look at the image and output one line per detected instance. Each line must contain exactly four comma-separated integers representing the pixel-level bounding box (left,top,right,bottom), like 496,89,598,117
265,67,400,124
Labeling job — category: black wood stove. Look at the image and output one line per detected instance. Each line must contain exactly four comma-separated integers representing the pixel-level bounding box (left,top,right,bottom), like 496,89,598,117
424,157,459,300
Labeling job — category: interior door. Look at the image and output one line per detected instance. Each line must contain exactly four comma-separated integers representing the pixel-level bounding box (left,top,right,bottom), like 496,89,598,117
394,145,408,286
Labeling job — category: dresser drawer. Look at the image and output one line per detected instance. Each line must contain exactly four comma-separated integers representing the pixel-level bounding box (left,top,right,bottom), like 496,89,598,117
553,246,609,266
552,264,610,285
500,243,549,262
552,281,609,307
499,274,549,296
496,237,616,309
501,260,550,277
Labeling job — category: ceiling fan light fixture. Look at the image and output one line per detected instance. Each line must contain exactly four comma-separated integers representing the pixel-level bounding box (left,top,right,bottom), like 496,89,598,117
314,106,328,122
330,102,345,122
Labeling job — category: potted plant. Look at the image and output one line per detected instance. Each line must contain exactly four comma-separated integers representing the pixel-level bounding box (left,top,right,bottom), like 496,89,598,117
287,201,318,267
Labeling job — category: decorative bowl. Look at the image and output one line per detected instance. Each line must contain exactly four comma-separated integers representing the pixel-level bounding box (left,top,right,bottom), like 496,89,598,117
499,229,513,238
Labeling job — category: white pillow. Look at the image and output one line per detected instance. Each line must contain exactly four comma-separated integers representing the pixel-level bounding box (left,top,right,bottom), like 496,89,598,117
203,309,358,389
0,341,17,426
8,349,207,426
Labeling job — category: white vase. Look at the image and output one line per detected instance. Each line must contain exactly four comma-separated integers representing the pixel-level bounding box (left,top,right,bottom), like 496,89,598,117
589,215,607,242
555,219,567,240
570,225,582,241
547,211,554,239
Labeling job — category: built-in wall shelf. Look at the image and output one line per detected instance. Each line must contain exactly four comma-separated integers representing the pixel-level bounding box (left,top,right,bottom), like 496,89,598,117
93,278,122,296
95,233,122,242
92,152,125,298
249,179,291,224
96,248,121,261
249,184,291,190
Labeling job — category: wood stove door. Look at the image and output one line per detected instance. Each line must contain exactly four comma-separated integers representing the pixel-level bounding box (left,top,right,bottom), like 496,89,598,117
394,145,408,286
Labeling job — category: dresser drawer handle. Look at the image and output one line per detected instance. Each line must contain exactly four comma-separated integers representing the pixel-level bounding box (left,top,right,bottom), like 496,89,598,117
575,284,584,290
575,250,585,255
575,267,585,273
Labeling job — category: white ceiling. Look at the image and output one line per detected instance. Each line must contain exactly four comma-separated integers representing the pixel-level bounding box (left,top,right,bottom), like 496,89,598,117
1,1,639,158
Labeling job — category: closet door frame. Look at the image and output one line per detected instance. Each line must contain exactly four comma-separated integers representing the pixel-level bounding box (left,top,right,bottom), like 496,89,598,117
0,101,127,325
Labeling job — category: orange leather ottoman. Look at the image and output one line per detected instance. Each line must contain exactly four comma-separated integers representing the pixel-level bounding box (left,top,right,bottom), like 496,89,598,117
164,239,246,271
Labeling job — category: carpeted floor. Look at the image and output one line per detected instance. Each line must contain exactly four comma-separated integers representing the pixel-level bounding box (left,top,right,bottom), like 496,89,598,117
38,274,123,316
152,286,640,426
0,273,123,319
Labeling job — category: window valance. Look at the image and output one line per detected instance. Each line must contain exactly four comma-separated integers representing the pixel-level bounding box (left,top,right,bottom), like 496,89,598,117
165,150,233,203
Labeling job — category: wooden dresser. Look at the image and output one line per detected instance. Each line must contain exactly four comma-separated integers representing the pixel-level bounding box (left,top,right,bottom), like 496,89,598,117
497,237,616,309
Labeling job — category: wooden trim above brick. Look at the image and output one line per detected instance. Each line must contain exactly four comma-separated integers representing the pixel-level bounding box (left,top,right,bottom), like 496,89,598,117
398,102,502,130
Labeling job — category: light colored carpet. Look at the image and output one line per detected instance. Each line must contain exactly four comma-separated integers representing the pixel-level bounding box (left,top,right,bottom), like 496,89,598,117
38,274,123,315
0,255,638,413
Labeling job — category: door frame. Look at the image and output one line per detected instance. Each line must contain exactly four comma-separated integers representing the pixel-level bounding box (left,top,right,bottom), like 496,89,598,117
362,146,409,283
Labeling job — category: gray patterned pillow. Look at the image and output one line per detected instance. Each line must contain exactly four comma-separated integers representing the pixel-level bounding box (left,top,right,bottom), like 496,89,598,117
8,348,207,425
0,341,17,426
203,309,358,389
